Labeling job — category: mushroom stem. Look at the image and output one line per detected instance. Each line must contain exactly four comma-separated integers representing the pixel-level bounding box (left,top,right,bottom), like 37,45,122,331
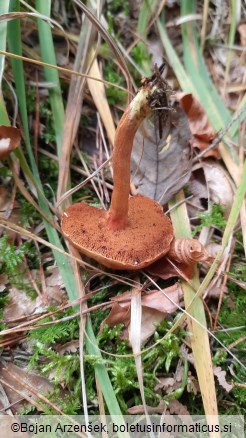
107,86,154,231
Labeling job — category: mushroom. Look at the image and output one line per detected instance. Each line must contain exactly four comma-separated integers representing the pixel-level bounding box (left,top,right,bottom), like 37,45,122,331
61,74,174,270
0,126,21,160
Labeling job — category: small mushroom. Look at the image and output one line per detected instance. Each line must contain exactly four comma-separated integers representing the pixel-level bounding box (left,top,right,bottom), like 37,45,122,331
0,126,21,160
61,75,174,269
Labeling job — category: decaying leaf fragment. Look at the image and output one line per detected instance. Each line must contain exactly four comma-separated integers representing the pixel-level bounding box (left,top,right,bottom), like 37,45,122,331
213,366,233,393
0,363,55,413
131,108,192,204
190,160,235,216
3,286,44,322
0,125,21,159
177,93,220,158
148,238,212,280
101,284,182,343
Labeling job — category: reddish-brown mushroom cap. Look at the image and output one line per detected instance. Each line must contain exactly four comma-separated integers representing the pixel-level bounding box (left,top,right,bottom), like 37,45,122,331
0,126,21,159
61,195,173,270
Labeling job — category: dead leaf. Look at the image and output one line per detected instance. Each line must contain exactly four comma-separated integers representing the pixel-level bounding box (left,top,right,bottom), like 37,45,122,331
175,363,184,383
0,363,55,413
46,267,66,305
131,108,192,204
103,301,131,328
102,285,182,343
238,24,246,47
46,267,64,287
155,377,175,390
155,377,175,392
205,243,223,259
128,399,166,414
213,366,233,392
0,273,8,292
55,340,79,355
169,398,191,415
3,287,44,322
121,307,169,344
148,257,195,280
189,161,235,217
0,126,21,159
177,93,220,158
0,416,29,438
202,161,234,214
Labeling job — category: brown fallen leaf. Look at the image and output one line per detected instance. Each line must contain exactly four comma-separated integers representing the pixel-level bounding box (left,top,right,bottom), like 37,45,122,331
142,287,181,312
202,161,235,215
147,237,212,280
238,23,246,47
121,307,170,344
177,93,220,158
103,301,131,328
0,272,8,292
189,161,235,217
169,398,191,416
0,125,21,159
131,108,192,204
205,243,223,259
128,399,166,414
102,285,182,343
213,366,233,393
155,363,186,395
55,340,79,355
46,267,66,305
155,377,175,392
3,286,44,322
0,416,29,438
154,377,181,397
147,257,196,280
0,363,55,413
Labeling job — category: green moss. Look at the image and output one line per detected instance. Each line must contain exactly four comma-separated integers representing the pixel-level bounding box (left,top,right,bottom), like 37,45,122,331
107,0,129,15
104,61,127,105
30,310,79,346
131,42,152,77
0,235,39,300
193,203,227,236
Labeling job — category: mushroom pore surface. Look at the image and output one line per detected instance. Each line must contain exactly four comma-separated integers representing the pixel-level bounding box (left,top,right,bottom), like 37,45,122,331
61,195,173,270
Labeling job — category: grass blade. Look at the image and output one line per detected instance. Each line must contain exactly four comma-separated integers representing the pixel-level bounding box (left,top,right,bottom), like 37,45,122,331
35,0,64,154
0,1,10,84
169,193,218,418
0,1,10,124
